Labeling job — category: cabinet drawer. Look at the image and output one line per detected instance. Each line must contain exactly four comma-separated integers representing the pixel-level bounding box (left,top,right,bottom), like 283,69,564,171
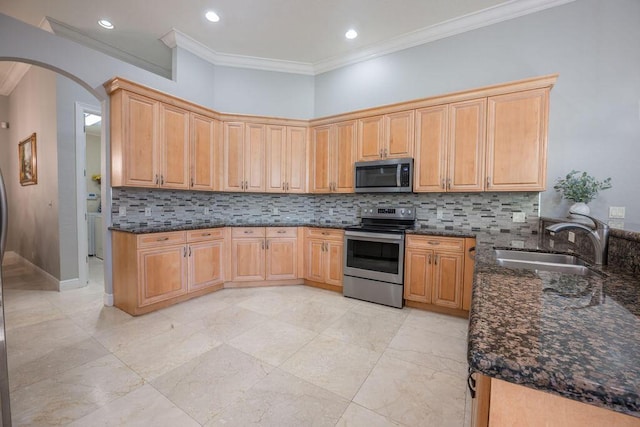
137,231,186,248
187,228,225,242
406,235,464,252
266,227,298,238
305,227,344,241
232,227,266,238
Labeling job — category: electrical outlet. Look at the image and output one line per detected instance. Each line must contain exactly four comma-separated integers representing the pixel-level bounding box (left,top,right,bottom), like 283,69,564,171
608,219,624,229
204,207,210,215
144,207,152,217
549,239,555,248
272,207,279,214
436,209,443,219
329,208,334,215
512,212,526,223
568,231,575,243
118,206,126,217
511,240,525,248
609,206,626,219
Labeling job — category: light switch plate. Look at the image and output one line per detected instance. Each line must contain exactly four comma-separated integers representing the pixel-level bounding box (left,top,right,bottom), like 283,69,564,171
609,206,626,219
568,231,575,243
272,207,279,214
144,207,152,217
512,212,526,223
329,208,334,215
118,206,126,217
204,207,210,215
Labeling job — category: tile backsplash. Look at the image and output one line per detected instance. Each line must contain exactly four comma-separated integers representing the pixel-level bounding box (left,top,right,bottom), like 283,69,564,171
112,188,539,232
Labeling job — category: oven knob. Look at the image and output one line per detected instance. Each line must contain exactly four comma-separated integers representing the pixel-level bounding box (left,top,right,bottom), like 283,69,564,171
400,209,405,214
408,209,412,215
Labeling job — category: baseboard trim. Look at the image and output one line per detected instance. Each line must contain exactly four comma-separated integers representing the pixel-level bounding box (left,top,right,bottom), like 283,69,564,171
60,278,83,290
5,251,60,290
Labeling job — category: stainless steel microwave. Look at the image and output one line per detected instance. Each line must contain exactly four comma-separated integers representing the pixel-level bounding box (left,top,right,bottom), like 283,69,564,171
354,158,413,193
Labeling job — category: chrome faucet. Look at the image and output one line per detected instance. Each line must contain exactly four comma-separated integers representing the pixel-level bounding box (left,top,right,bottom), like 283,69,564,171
545,213,610,265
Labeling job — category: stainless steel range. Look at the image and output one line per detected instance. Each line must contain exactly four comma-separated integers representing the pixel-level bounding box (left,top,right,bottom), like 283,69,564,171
343,206,416,308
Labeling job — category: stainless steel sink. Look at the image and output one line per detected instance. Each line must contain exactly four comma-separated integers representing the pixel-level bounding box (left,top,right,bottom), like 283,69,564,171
494,249,593,275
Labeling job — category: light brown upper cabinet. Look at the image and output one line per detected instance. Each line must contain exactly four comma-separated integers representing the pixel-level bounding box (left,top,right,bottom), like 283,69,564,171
190,113,221,191
311,120,357,193
414,100,486,192
357,111,414,161
265,125,307,193
111,90,189,189
486,88,549,191
223,122,265,192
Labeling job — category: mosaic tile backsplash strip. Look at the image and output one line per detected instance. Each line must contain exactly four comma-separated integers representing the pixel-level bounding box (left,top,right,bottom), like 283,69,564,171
112,188,539,232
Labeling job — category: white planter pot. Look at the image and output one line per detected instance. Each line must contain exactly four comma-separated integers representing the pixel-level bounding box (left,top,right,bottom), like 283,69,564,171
569,202,590,218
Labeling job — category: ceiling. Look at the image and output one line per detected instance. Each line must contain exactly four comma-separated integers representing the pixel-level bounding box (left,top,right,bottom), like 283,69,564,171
0,0,571,94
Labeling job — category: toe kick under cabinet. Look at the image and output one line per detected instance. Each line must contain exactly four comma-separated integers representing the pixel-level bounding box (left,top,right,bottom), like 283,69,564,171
112,228,226,315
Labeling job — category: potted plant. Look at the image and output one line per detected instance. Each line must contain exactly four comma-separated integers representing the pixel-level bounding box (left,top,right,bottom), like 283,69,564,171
553,170,612,216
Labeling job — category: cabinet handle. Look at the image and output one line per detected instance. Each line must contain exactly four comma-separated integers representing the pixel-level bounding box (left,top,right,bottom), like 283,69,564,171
183,247,187,257
286,182,289,191
468,246,476,261
202,233,211,236
486,176,491,187
321,231,329,235
384,148,388,158
161,175,164,185
428,254,432,264
155,174,159,185
191,177,194,187
282,182,285,191
467,372,477,399
261,240,265,250
277,230,286,234
441,178,445,190
428,241,440,246
324,242,328,252
447,178,451,190
266,240,270,249
188,247,192,256
157,237,169,241
243,230,253,234
435,255,439,265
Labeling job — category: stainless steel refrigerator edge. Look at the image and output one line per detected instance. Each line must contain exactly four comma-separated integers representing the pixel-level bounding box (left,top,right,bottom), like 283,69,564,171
0,168,12,426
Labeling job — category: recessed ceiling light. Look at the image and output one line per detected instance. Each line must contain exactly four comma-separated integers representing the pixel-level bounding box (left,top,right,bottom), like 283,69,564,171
97,19,114,30
345,29,358,40
205,10,220,23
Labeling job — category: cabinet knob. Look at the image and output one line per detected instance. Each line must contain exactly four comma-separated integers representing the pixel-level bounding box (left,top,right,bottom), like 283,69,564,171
277,230,286,234
244,230,253,234
158,237,169,241
202,233,211,236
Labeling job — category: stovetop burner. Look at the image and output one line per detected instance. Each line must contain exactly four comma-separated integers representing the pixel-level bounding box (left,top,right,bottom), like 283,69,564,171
346,206,416,234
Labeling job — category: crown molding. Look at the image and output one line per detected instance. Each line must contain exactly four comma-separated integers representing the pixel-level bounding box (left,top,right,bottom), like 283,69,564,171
161,29,315,75
314,0,576,74
163,0,575,76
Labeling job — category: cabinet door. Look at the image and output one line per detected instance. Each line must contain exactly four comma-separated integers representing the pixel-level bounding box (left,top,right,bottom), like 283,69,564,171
486,89,549,191
245,123,266,192
138,245,187,306
159,103,190,189
333,121,356,193
357,115,384,161
432,251,463,309
385,110,414,159
265,125,286,193
305,238,325,282
404,248,433,303
448,99,486,192
232,238,265,281
266,238,297,280
123,92,158,187
223,122,245,191
191,113,218,191
414,106,448,192
325,241,344,287
311,125,331,193
188,240,224,291
286,126,307,193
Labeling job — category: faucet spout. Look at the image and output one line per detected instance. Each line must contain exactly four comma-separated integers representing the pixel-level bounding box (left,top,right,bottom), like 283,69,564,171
545,213,609,265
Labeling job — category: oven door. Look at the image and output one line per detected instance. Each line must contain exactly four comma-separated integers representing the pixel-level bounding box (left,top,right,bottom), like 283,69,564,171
344,231,404,284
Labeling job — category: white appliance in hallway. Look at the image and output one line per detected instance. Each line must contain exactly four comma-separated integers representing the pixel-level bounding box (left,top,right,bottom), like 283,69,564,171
0,167,13,424
87,212,103,259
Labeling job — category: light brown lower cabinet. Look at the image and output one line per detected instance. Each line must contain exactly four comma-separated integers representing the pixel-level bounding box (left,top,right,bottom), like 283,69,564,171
304,228,344,290
112,228,225,315
470,373,640,427
404,235,475,315
230,227,299,283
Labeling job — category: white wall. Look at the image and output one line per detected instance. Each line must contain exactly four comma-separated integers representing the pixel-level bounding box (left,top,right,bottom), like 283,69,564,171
5,66,60,278
314,0,640,224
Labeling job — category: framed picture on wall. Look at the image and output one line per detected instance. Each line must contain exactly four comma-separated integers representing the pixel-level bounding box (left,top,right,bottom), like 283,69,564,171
18,133,37,186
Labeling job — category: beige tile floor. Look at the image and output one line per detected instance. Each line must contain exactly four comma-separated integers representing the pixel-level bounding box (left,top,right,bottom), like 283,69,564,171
2,256,472,426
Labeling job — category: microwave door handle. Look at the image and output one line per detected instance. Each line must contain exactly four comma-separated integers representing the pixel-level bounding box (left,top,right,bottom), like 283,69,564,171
396,164,401,187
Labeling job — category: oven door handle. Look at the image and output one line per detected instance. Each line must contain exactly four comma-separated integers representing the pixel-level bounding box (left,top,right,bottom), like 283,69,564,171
344,231,404,241
396,164,401,187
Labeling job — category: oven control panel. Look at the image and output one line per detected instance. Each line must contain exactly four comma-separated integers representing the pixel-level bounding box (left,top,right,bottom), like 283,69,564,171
361,206,415,219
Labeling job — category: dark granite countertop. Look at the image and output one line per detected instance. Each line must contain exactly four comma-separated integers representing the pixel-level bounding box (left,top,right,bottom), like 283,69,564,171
468,230,640,418
109,221,355,234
